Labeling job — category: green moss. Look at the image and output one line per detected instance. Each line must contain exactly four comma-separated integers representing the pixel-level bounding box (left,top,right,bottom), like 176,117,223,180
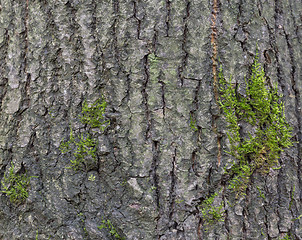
219,49,293,197
60,97,109,171
292,213,302,221
256,186,265,200
189,115,198,132
1,163,36,204
70,134,97,171
199,192,225,230
280,233,293,240
59,126,75,153
98,219,125,240
148,53,160,82
80,97,110,131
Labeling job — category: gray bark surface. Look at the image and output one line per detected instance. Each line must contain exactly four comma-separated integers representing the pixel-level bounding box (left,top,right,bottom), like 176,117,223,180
0,0,301,239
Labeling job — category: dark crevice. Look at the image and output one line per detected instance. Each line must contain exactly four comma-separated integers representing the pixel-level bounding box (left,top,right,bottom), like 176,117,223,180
191,150,200,177
193,79,201,112
0,30,9,111
19,0,31,113
65,1,80,122
132,1,141,39
210,0,222,168
207,165,213,186
7,0,32,155
142,30,158,140
283,30,302,201
91,0,106,89
178,0,190,87
288,0,301,45
122,73,131,105
113,0,119,16
211,0,219,102
261,17,285,94
183,77,202,81
273,0,286,95
197,217,203,240
151,140,160,209
234,0,249,54
112,0,120,65
23,0,29,73
263,178,272,240
142,55,151,140
165,0,171,37
152,28,159,52
256,0,263,16
168,147,177,223
159,79,166,117
222,185,230,237
151,140,161,238
190,79,202,170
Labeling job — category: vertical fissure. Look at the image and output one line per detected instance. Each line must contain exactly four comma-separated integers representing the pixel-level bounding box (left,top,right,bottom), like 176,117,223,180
284,30,302,202
165,0,171,37
151,140,160,209
197,217,203,240
191,79,202,173
211,0,219,102
191,150,200,177
142,54,151,140
20,0,31,112
159,79,166,117
151,140,161,239
178,0,190,87
210,0,222,167
132,1,141,39
0,31,9,111
168,147,177,223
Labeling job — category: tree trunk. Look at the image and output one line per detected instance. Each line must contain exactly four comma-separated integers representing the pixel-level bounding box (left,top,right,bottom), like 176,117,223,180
0,0,301,239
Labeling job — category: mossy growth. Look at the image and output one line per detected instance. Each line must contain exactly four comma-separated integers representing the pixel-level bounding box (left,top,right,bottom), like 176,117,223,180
61,128,97,171
59,126,75,154
148,52,160,82
98,219,125,240
80,97,110,131
279,233,293,240
190,115,198,132
199,192,225,229
1,163,36,204
60,97,109,171
68,133,97,171
219,49,293,197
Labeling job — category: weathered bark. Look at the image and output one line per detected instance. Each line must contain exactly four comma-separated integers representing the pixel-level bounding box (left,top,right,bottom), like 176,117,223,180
0,0,301,239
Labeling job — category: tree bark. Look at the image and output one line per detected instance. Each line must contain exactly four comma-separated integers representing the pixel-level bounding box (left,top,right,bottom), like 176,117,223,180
0,0,301,239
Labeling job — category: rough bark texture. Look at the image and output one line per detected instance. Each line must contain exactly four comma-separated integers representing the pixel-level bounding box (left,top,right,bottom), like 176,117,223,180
0,0,301,239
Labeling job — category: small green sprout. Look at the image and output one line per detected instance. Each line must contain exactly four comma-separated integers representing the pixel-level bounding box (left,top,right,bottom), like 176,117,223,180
88,174,96,181
149,186,157,193
257,186,265,200
292,214,302,221
190,115,198,132
280,233,293,240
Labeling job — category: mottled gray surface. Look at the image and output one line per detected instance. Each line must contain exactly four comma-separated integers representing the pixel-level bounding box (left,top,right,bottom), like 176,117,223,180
0,0,301,239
